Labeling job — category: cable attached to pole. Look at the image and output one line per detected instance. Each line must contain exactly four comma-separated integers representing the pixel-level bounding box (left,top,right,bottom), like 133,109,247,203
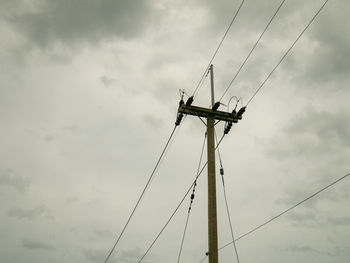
215,131,240,263
177,133,207,263
137,134,226,263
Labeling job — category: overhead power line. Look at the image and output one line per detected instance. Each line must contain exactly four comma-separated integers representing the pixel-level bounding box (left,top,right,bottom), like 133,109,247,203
177,133,207,263
216,133,240,263
104,125,178,263
199,171,350,262
246,0,330,106
219,0,287,102
192,0,246,97
137,134,226,263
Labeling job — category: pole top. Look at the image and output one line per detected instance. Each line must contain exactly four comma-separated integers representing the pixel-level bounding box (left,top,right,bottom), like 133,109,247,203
210,64,215,106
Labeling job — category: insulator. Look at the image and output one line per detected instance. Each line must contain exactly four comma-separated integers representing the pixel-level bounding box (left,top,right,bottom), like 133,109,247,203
185,96,194,106
231,109,238,123
212,101,220,111
175,113,184,126
224,121,232,134
220,167,224,175
191,193,195,200
237,106,246,117
179,99,184,107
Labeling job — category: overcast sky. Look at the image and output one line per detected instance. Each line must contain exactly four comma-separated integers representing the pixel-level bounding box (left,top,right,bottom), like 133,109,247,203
1,0,349,262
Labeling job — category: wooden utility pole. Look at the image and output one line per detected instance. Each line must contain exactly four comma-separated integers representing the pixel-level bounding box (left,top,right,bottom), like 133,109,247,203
175,64,244,263
207,64,218,263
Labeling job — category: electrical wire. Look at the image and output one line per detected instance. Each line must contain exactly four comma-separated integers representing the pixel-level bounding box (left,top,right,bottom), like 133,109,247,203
137,134,226,263
246,0,329,106
221,177,240,263
198,171,350,262
215,132,240,263
104,125,178,263
177,133,207,263
138,163,207,263
219,0,287,102
192,0,246,97
222,171,350,248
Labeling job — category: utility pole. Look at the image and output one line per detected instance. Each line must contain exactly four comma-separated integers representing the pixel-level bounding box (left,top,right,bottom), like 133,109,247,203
175,64,245,263
207,64,218,263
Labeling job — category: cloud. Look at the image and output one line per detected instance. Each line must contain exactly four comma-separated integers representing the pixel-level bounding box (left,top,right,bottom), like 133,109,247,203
83,247,151,263
44,134,54,142
289,0,350,87
82,248,106,262
93,228,114,238
287,210,318,222
8,205,53,220
328,216,350,227
100,75,115,87
286,244,336,257
22,239,54,250
5,0,154,48
269,108,350,159
142,114,164,128
0,170,30,193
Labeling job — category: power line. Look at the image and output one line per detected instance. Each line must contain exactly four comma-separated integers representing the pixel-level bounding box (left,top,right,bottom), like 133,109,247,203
104,125,178,263
192,0,246,97
138,162,206,263
137,134,226,263
246,0,329,106
199,171,350,262
219,170,240,263
215,132,240,263
219,0,287,102
177,133,207,263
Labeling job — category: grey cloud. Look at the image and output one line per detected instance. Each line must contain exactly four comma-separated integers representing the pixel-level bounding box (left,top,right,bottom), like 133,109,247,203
142,114,164,128
100,75,115,87
66,197,79,204
5,0,153,48
115,248,151,263
8,205,53,220
22,239,54,250
287,210,318,222
83,247,151,263
291,0,350,87
93,228,114,238
83,248,105,262
0,170,29,193
44,134,54,142
270,108,350,158
286,244,336,257
191,0,299,36
328,216,350,226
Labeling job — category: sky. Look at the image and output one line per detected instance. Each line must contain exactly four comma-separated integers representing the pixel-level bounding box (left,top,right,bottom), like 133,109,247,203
0,0,349,262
